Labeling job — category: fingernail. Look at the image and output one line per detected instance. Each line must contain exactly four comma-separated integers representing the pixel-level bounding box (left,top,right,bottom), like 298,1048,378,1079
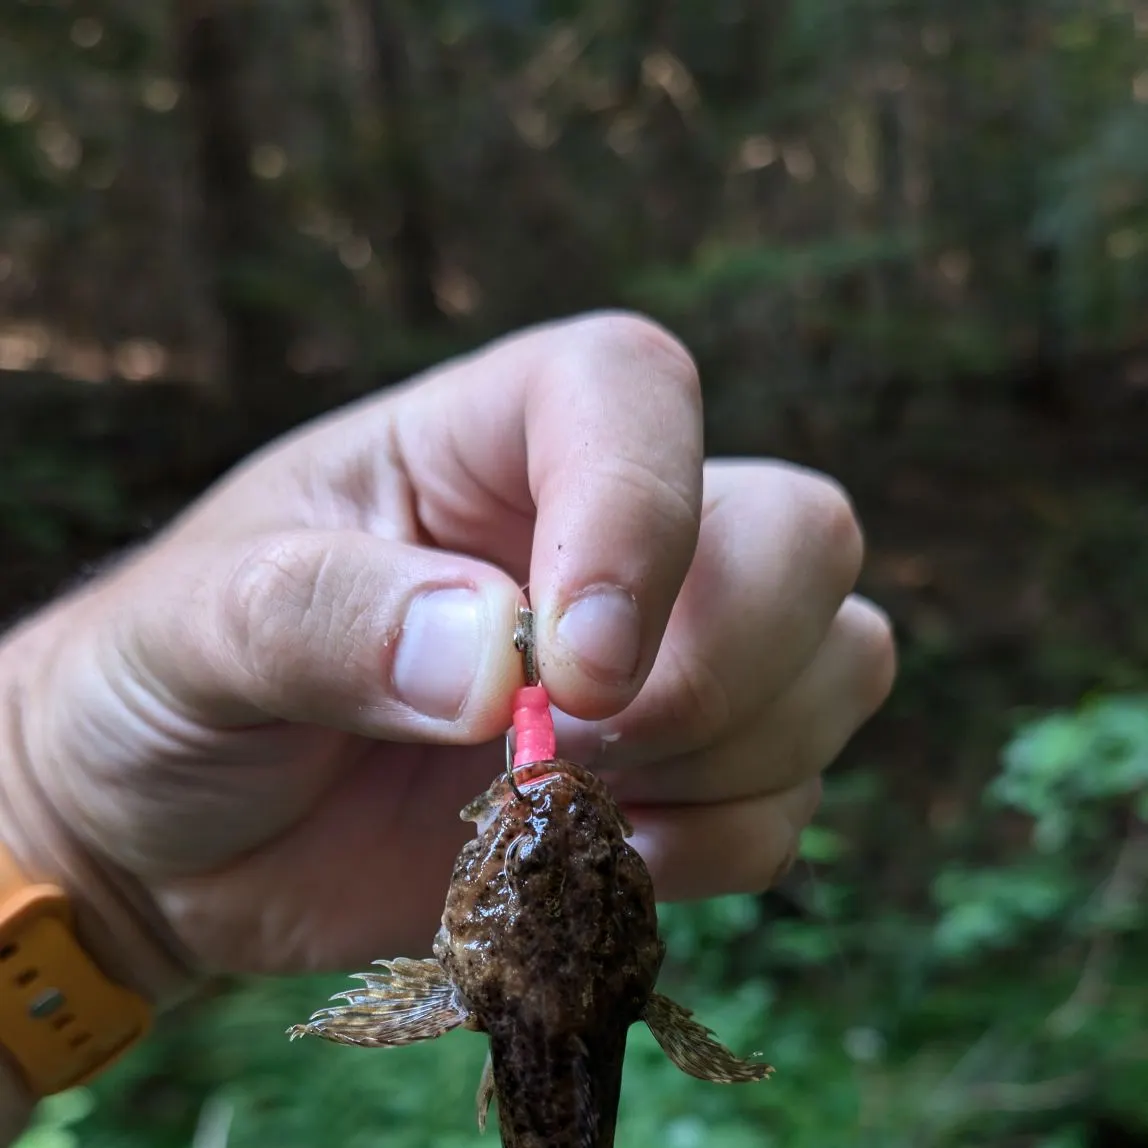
393,588,484,720
555,585,641,685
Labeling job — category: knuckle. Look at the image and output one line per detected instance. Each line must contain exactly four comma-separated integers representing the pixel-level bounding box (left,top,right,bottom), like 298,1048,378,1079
222,533,334,684
608,452,703,541
769,782,822,886
719,790,822,897
854,598,897,714
798,774,824,825
797,472,865,595
750,799,817,894
580,310,701,404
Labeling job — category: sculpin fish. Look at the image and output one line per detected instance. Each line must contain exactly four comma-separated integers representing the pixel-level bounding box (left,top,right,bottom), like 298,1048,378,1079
287,755,772,1146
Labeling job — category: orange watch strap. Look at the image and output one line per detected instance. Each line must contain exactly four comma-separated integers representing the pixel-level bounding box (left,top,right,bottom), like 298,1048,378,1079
0,840,151,1096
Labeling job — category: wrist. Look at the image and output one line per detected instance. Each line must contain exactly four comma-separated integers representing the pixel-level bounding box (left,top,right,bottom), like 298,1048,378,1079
0,611,199,1016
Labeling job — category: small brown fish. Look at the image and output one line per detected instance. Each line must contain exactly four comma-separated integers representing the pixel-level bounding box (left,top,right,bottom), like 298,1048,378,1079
287,756,772,1146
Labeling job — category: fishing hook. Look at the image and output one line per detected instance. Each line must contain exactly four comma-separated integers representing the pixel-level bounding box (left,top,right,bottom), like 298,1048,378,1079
504,604,539,800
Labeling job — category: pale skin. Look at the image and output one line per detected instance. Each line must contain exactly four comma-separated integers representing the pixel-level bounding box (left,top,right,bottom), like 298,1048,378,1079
0,313,895,1135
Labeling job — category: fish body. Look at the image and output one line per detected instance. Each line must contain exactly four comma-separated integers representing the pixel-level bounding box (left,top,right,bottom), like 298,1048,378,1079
442,759,662,1146
289,759,771,1146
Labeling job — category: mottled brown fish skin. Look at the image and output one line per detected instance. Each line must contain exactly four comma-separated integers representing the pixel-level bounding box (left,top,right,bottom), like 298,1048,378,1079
437,759,664,1148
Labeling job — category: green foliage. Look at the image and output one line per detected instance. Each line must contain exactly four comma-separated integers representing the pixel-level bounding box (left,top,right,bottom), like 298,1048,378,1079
14,1090,93,1148
932,864,1076,960
934,693,1148,959
994,694,1148,833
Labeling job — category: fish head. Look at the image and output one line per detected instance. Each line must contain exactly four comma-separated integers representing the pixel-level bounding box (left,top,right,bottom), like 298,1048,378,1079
458,758,633,839
442,758,661,1036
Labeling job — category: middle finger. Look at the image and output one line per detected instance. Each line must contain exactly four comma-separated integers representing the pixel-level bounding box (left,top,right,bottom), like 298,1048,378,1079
552,459,864,768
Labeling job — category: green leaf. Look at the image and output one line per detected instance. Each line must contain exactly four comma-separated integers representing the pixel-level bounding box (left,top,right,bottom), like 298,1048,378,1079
13,1090,94,1148
797,825,846,864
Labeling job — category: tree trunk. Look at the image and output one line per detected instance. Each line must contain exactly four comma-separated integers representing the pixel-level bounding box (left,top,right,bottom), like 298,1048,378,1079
175,0,294,426
361,0,444,328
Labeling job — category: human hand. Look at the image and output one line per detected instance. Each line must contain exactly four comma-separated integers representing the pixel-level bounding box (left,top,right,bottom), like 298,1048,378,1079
0,313,894,1004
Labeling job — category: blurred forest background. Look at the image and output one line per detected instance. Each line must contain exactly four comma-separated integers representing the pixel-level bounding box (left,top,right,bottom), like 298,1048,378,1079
4,1,1148,1146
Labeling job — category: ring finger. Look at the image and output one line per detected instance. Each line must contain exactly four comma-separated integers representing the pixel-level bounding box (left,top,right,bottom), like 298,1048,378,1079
628,777,823,901
604,594,895,807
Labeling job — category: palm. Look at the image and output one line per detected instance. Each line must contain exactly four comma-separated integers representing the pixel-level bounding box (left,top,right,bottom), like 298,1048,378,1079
147,729,511,976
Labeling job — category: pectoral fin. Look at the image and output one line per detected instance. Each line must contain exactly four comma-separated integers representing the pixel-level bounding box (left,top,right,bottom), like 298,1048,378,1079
475,1050,495,1133
287,957,468,1048
643,991,773,1083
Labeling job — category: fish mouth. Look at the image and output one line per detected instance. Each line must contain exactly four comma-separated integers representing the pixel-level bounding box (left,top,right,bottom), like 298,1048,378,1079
517,770,559,790
511,758,565,792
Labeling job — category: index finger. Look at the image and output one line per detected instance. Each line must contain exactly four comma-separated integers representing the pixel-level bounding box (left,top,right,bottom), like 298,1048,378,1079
395,311,705,719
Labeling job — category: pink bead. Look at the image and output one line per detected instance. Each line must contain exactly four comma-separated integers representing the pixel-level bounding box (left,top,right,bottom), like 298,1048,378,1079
512,685,556,767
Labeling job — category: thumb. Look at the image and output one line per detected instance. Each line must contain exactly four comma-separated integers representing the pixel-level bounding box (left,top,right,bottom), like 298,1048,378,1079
111,529,524,742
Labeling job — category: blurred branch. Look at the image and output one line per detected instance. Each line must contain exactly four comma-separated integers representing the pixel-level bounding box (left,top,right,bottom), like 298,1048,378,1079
961,1071,1094,1114
1045,817,1148,1038
191,1094,234,1148
924,1028,1095,1139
